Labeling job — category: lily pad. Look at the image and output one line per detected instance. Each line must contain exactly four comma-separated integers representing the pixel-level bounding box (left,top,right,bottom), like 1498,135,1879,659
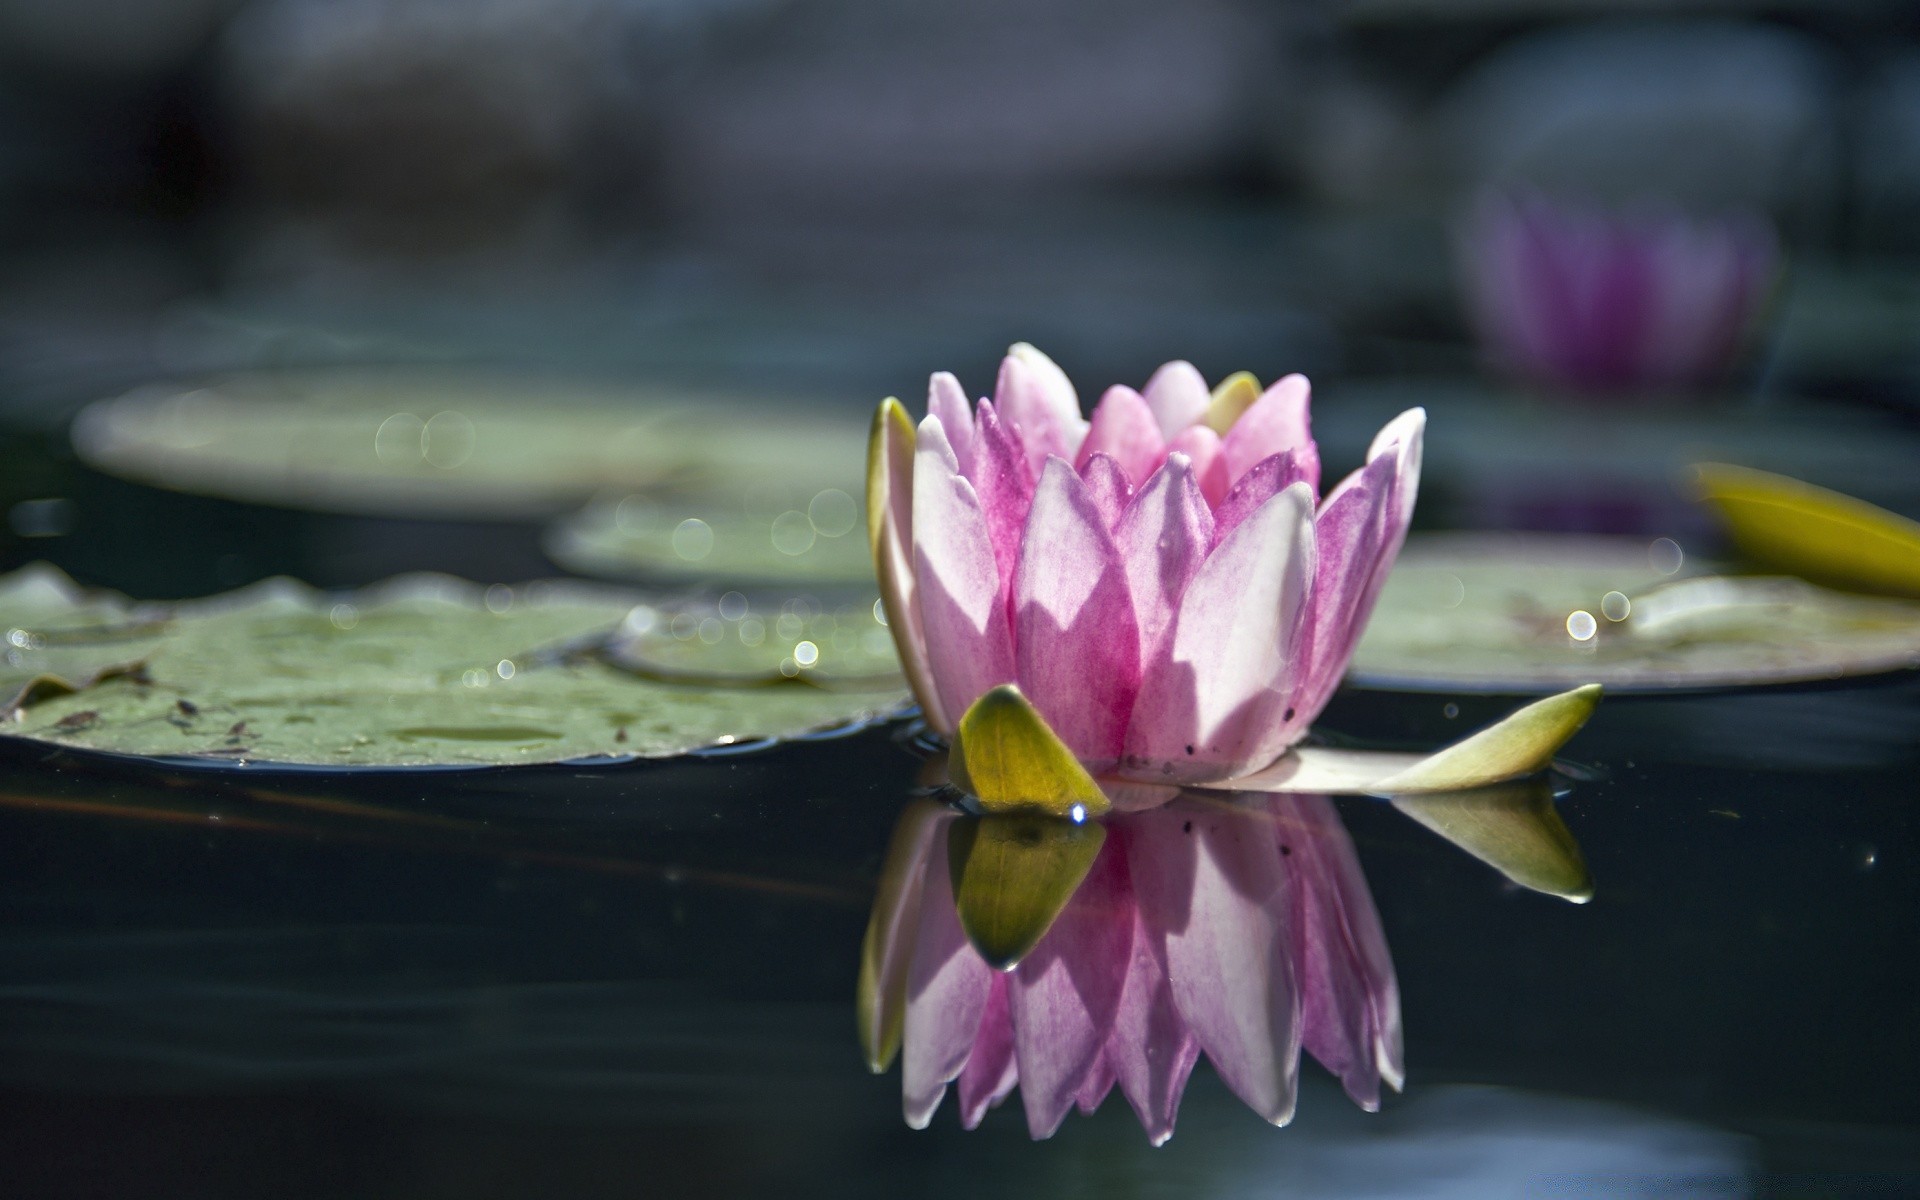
72,367,867,520
1350,533,1920,693
545,487,874,587
0,566,906,767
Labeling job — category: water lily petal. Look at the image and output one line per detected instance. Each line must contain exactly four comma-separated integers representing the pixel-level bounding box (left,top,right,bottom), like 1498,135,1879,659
1076,386,1165,488
1015,459,1142,762
1220,374,1317,493
997,344,1087,474
1166,425,1230,508
969,400,1037,591
928,371,976,478
1010,841,1132,1139
1212,450,1313,550
1159,801,1299,1126
1115,454,1213,676
1125,483,1315,779
867,398,946,729
1143,360,1210,440
913,416,1016,725
1294,453,1395,724
956,973,1018,1129
1078,453,1133,531
902,813,994,1129
1113,810,1203,1146
1276,794,1403,1110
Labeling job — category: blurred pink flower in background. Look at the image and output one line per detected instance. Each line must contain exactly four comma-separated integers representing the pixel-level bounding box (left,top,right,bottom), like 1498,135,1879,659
866,793,1401,1143
869,345,1424,785
1460,189,1779,395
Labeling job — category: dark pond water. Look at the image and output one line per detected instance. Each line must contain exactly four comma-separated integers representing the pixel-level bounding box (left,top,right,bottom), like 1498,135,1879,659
0,677,1915,1199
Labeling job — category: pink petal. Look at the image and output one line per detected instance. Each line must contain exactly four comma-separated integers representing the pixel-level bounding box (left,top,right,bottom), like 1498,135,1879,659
1144,800,1299,1126
1142,360,1211,440
1124,483,1315,780
996,345,1087,475
928,372,976,478
902,815,995,1129
1276,794,1403,1110
1295,454,1393,726
1114,454,1213,681
1014,460,1143,764
957,973,1019,1129
1010,837,1132,1139
1166,424,1229,508
1289,407,1422,726
1112,811,1203,1146
1078,453,1133,530
1075,386,1166,487
968,400,1037,592
1075,1055,1116,1116
1212,450,1314,550
913,416,1017,726
1220,374,1318,495
1360,406,1424,602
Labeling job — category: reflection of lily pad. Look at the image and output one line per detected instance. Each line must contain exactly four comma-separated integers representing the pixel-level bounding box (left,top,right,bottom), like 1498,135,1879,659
1351,534,1920,693
72,368,867,520
546,488,874,587
0,566,906,767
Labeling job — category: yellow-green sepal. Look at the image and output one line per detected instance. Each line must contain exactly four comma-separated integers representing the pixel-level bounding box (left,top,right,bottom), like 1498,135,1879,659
1391,778,1593,903
1693,462,1920,599
855,798,946,1073
1202,371,1262,435
866,397,916,558
867,396,948,730
948,813,1106,970
948,685,1110,818
1369,684,1603,794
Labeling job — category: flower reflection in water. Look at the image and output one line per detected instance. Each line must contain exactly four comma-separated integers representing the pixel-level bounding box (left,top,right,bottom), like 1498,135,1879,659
859,791,1400,1145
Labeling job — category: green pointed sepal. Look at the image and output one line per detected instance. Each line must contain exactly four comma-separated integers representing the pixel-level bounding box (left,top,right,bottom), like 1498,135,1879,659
1204,684,1603,796
1391,777,1594,903
947,813,1106,970
1369,683,1603,793
948,685,1110,818
1693,462,1920,599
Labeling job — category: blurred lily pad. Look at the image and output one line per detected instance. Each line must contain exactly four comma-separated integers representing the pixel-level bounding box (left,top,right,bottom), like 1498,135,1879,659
0,566,906,767
72,367,867,520
1351,534,1920,693
601,592,900,687
546,487,874,587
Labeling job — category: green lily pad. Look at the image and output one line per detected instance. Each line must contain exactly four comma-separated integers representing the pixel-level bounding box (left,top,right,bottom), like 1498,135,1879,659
0,566,906,768
600,592,901,687
1350,534,1920,693
72,367,867,520
545,487,875,587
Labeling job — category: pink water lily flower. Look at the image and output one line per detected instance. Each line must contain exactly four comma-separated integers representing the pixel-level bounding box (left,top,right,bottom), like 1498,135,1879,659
1462,189,1778,395
862,793,1402,1143
869,344,1424,785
